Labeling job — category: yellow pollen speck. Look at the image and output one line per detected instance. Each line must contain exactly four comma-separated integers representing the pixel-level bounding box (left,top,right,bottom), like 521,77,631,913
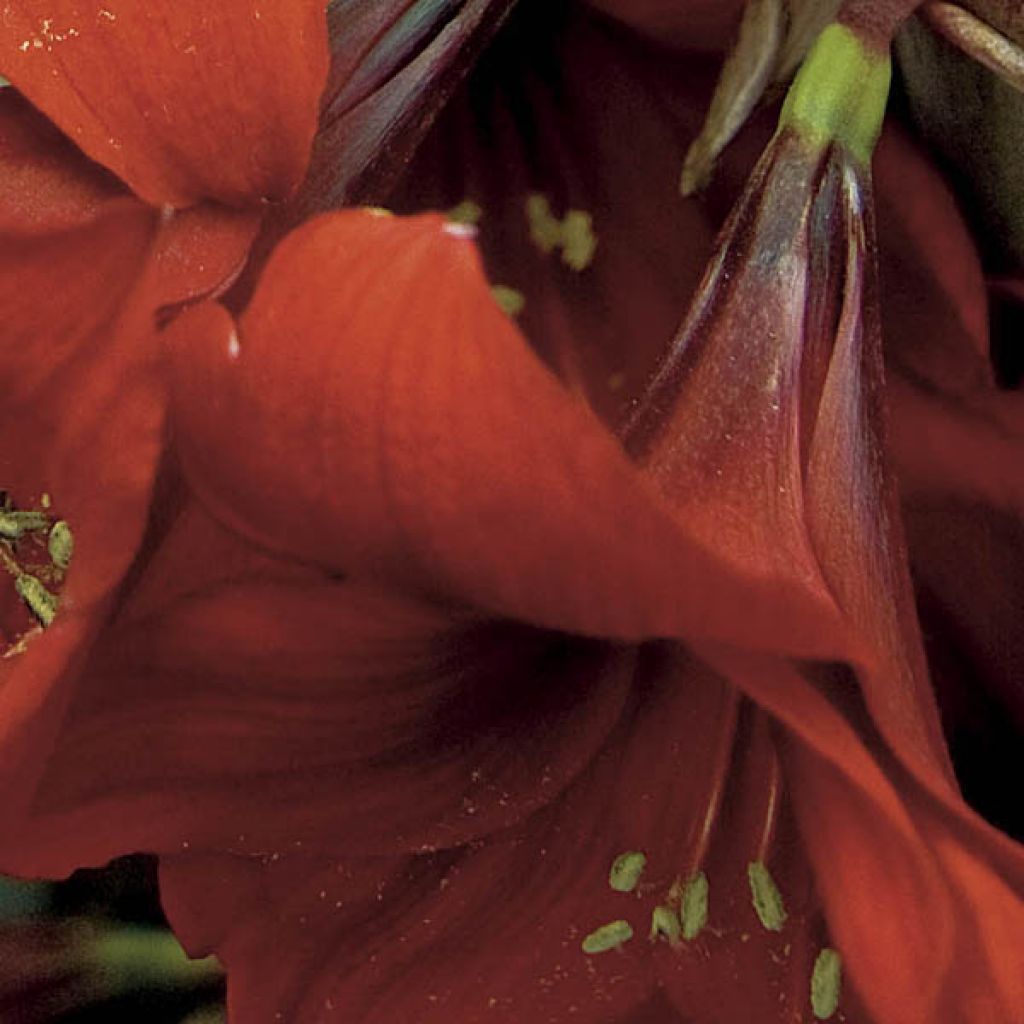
581,919,633,954
608,851,646,893
16,574,58,627
491,285,525,317
362,206,393,218
748,861,787,932
447,199,482,225
680,872,709,941
811,948,842,1019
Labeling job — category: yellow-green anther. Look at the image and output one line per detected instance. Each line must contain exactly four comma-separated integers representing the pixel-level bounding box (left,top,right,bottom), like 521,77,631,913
748,861,788,932
16,574,58,627
48,520,73,570
0,510,49,540
811,947,842,1019
649,905,681,944
526,194,563,254
491,285,526,317
778,23,891,164
608,851,646,893
581,919,634,954
448,199,483,225
680,871,709,941
561,210,597,271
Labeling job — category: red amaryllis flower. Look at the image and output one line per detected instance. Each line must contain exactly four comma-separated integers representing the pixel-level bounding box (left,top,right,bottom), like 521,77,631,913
0,0,329,846
2,4,1023,1024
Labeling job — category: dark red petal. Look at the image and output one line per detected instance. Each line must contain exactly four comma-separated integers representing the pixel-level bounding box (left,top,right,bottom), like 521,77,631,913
153,654,761,1022
166,209,846,657
0,1,328,206
1,494,636,868
0,202,165,839
584,0,745,51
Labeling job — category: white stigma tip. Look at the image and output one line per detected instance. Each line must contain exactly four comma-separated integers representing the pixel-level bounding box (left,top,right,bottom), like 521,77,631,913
227,331,241,360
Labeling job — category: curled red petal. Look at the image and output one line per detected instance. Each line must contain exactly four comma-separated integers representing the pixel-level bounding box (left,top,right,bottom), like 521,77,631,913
165,209,847,656
0,1,328,206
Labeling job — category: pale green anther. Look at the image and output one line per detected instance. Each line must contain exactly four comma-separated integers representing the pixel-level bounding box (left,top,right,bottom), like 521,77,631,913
448,199,482,225
0,510,49,540
810,947,842,1019
525,194,563,254
748,861,788,932
15,574,58,627
491,285,525,317
561,210,597,271
679,872,709,941
649,905,681,944
581,919,634,954
778,23,891,164
608,851,646,893
48,520,73,570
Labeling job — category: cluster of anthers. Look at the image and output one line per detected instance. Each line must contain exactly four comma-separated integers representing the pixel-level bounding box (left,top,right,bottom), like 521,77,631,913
582,851,843,1021
0,491,72,654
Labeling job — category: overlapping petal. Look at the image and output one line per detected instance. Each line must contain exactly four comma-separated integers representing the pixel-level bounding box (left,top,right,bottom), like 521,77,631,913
0,201,165,836
0,1,329,206
164,208,848,657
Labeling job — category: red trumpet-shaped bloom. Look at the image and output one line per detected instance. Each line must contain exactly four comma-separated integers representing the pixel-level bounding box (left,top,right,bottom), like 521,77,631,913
1,3,1023,1024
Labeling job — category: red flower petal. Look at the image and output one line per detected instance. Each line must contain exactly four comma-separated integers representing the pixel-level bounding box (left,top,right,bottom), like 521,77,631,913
584,0,745,51
0,1,328,206
0,202,166,841
0,87,123,232
165,209,846,658
153,653,799,1023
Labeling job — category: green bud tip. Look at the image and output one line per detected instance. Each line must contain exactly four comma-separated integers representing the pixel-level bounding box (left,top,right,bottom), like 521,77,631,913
779,23,891,164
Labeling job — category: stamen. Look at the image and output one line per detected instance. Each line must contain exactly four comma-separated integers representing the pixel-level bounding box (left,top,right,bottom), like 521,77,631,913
16,574,58,627
491,285,525,317
447,199,483,225
525,194,599,271
0,510,49,540
810,947,842,1019
560,211,597,271
581,919,634,954
47,520,73,571
608,851,646,893
526,194,563,254
680,872,710,941
649,905,681,945
747,861,787,931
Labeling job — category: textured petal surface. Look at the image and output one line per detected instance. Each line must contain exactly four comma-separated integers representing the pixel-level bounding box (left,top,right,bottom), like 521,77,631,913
166,209,846,656
155,652,822,1024
0,202,165,846
0,1,328,206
